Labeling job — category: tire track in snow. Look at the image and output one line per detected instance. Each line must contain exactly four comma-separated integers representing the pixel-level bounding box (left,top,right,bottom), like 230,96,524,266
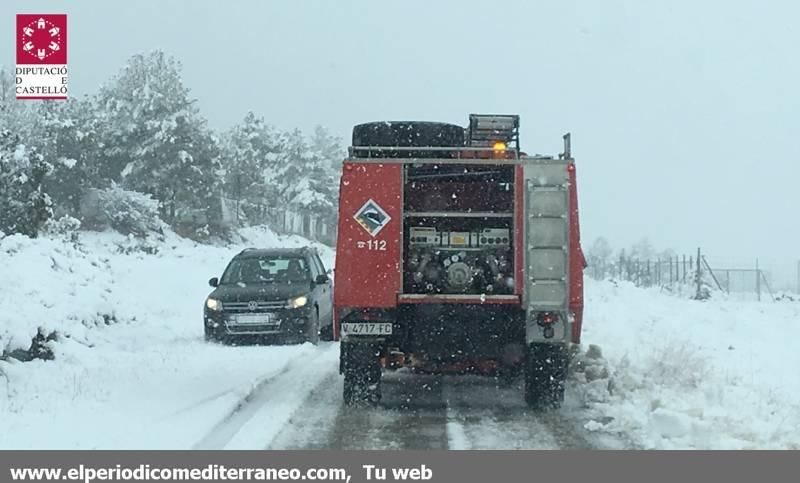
268,368,611,449
275,371,449,450
442,375,563,449
267,372,344,449
193,343,339,450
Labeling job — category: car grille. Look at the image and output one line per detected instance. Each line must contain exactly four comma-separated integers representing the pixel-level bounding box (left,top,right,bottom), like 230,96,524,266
226,324,281,334
223,301,287,313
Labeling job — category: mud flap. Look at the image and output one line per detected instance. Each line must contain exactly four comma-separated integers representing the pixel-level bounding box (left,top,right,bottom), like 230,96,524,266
524,342,569,409
341,340,383,405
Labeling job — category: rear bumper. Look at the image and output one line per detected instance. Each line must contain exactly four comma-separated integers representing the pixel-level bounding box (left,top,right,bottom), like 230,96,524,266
397,294,520,304
338,303,525,361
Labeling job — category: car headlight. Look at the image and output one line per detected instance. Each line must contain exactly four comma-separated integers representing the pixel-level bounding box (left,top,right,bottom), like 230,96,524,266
206,298,223,311
289,295,308,309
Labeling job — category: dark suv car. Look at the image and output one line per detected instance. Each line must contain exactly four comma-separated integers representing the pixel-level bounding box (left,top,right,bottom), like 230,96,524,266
204,247,333,344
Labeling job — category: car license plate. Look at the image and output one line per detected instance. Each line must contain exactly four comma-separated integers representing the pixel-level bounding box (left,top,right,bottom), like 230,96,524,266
233,314,273,325
341,322,393,336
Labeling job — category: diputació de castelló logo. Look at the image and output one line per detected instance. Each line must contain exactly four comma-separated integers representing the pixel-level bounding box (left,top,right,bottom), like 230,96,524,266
16,14,68,100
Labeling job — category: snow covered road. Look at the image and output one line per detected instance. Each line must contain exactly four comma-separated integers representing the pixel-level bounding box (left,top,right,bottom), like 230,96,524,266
3,227,799,449
193,343,340,450
269,371,603,450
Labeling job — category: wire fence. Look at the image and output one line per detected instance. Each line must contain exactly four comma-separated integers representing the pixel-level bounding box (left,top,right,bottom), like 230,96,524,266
223,198,337,246
587,248,796,302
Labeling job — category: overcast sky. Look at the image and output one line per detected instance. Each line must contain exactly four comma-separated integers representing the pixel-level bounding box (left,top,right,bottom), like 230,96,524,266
3,1,799,280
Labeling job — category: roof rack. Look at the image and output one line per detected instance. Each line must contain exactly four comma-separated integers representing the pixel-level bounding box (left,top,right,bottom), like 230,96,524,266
468,114,520,152
348,145,520,159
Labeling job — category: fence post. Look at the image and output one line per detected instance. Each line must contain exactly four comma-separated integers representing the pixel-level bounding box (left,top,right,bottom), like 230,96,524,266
682,255,687,283
695,247,702,299
756,258,761,302
655,258,661,286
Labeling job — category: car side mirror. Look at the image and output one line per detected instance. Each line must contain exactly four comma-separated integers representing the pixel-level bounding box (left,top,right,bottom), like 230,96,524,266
209,277,219,287
315,274,329,284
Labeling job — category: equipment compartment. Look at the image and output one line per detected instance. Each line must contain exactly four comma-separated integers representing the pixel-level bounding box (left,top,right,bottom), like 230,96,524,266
402,164,516,295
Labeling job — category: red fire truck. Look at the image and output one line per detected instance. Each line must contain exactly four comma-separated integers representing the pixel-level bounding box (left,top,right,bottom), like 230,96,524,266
333,114,585,408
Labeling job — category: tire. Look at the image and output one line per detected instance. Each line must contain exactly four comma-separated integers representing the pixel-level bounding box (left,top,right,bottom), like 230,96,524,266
351,121,465,158
524,343,569,410
496,363,521,387
341,341,382,405
319,319,334,342
305,309,320,345
204,324,222,343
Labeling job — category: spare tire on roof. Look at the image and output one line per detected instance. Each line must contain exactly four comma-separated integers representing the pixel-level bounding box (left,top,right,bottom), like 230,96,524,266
351,121,465,158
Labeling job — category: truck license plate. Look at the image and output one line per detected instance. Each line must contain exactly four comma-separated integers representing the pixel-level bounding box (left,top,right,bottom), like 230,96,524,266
341,322,392,336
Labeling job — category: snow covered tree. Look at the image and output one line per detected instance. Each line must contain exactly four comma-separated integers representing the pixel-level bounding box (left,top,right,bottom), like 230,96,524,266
95,51,223,226
220,112,283,221
309,125,345,173
36,98,103,215
629,237,655,261
0,130,53,237
0,67,38,144
587,237,614,279
271,129,336,213
0,66,13,114
94,183,166,237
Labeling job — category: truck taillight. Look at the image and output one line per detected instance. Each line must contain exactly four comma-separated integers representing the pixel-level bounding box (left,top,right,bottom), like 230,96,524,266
537,312,558,326
355,310,382,321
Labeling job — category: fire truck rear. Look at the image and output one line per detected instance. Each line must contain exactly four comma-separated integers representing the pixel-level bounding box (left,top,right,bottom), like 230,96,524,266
333,114,585,409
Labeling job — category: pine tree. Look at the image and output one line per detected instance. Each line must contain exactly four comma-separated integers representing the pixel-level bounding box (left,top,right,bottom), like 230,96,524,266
0,130,53,236
309,125,345,173
37,98,102,215
0,67,38,143
587,237,614,279
95,51,222,226
273,129,336,213
220,112,282,222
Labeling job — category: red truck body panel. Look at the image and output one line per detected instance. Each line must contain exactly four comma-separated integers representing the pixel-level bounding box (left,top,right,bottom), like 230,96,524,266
514,165,526,297
568,163,586,343
333,162,403,338
334,157,585,346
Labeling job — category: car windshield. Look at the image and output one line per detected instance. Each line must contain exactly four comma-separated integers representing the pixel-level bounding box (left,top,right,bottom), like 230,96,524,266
220,255,310,285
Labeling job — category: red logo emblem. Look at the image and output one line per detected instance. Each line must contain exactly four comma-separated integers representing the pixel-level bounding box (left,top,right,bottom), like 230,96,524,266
17,14,67,65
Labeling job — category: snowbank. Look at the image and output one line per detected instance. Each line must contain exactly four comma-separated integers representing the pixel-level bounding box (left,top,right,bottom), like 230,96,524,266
574,279,800,449
0,226,334,449
0,226,333,356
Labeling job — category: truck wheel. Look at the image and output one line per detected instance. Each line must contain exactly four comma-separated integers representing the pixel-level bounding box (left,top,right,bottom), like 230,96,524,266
341,341,382,405
496,364,521,387
524,343,569,409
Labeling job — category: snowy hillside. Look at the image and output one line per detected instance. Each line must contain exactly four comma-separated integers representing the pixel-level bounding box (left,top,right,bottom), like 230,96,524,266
0,227,335,449
1,229,798,449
